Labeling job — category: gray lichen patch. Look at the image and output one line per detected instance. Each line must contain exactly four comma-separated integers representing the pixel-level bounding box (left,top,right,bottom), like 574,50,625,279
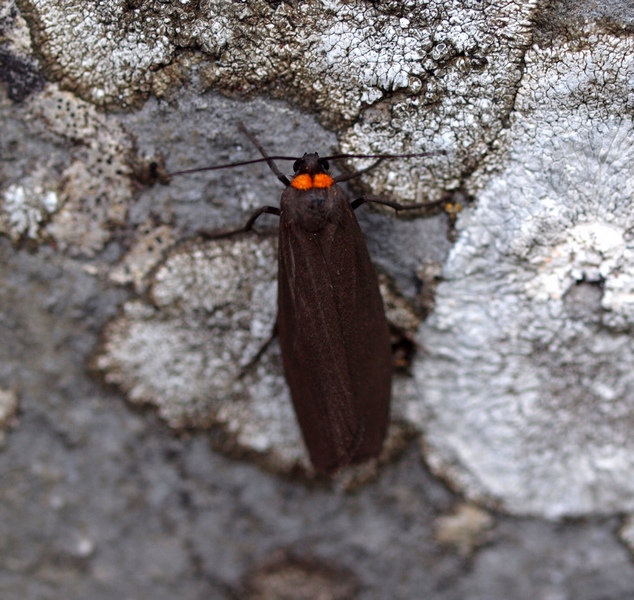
413,34,634,518
96,236,279,423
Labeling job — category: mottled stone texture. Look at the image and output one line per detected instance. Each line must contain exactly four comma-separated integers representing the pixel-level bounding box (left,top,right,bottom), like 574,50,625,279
2,0,634,598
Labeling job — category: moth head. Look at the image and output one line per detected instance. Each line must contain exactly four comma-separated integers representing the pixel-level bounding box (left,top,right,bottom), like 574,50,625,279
293,153,330,176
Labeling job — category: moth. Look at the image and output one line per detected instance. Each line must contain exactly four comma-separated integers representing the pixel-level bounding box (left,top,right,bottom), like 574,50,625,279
170,126,444,474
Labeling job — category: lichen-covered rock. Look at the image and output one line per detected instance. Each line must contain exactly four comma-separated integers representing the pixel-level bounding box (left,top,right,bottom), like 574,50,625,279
414,34,634,518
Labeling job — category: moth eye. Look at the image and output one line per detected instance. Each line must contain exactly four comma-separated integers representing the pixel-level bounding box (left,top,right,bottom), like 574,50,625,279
320,158,329,171
293,160,301,172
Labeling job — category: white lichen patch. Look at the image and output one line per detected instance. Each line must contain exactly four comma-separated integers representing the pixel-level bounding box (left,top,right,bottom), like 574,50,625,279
18,0,537,201
22,0,175,107
334,0,537,202
24,86,134,254
0,169,58,241
413,35,634,518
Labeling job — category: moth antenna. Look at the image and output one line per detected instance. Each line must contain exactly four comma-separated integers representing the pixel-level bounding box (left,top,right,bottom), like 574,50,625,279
324,150,447,161
167,155,299,178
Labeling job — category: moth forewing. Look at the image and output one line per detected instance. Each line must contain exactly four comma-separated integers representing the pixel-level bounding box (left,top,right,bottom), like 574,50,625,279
277,169,391,474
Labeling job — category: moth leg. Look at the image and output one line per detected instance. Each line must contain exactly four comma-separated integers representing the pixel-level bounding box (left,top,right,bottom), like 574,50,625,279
243,205,281,230
199,205,281,239
238,322,279,380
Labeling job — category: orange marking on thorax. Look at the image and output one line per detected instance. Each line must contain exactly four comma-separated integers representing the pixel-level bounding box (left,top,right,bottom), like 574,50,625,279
290,173,334,190
313,173,334,188
291,174,313,190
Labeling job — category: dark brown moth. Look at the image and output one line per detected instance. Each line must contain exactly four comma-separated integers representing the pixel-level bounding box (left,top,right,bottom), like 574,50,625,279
276,152,393,473
169,127,444,474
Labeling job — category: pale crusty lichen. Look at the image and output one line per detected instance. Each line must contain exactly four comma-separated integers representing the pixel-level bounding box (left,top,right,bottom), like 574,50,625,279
109,222,177,293
1,83,134,253
25,85,133,254
414,34,634,518
17,0,538,202
97,237,279,424
21,0,176,107
95,236,310,468
435,503,494,557
20,1,536,119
